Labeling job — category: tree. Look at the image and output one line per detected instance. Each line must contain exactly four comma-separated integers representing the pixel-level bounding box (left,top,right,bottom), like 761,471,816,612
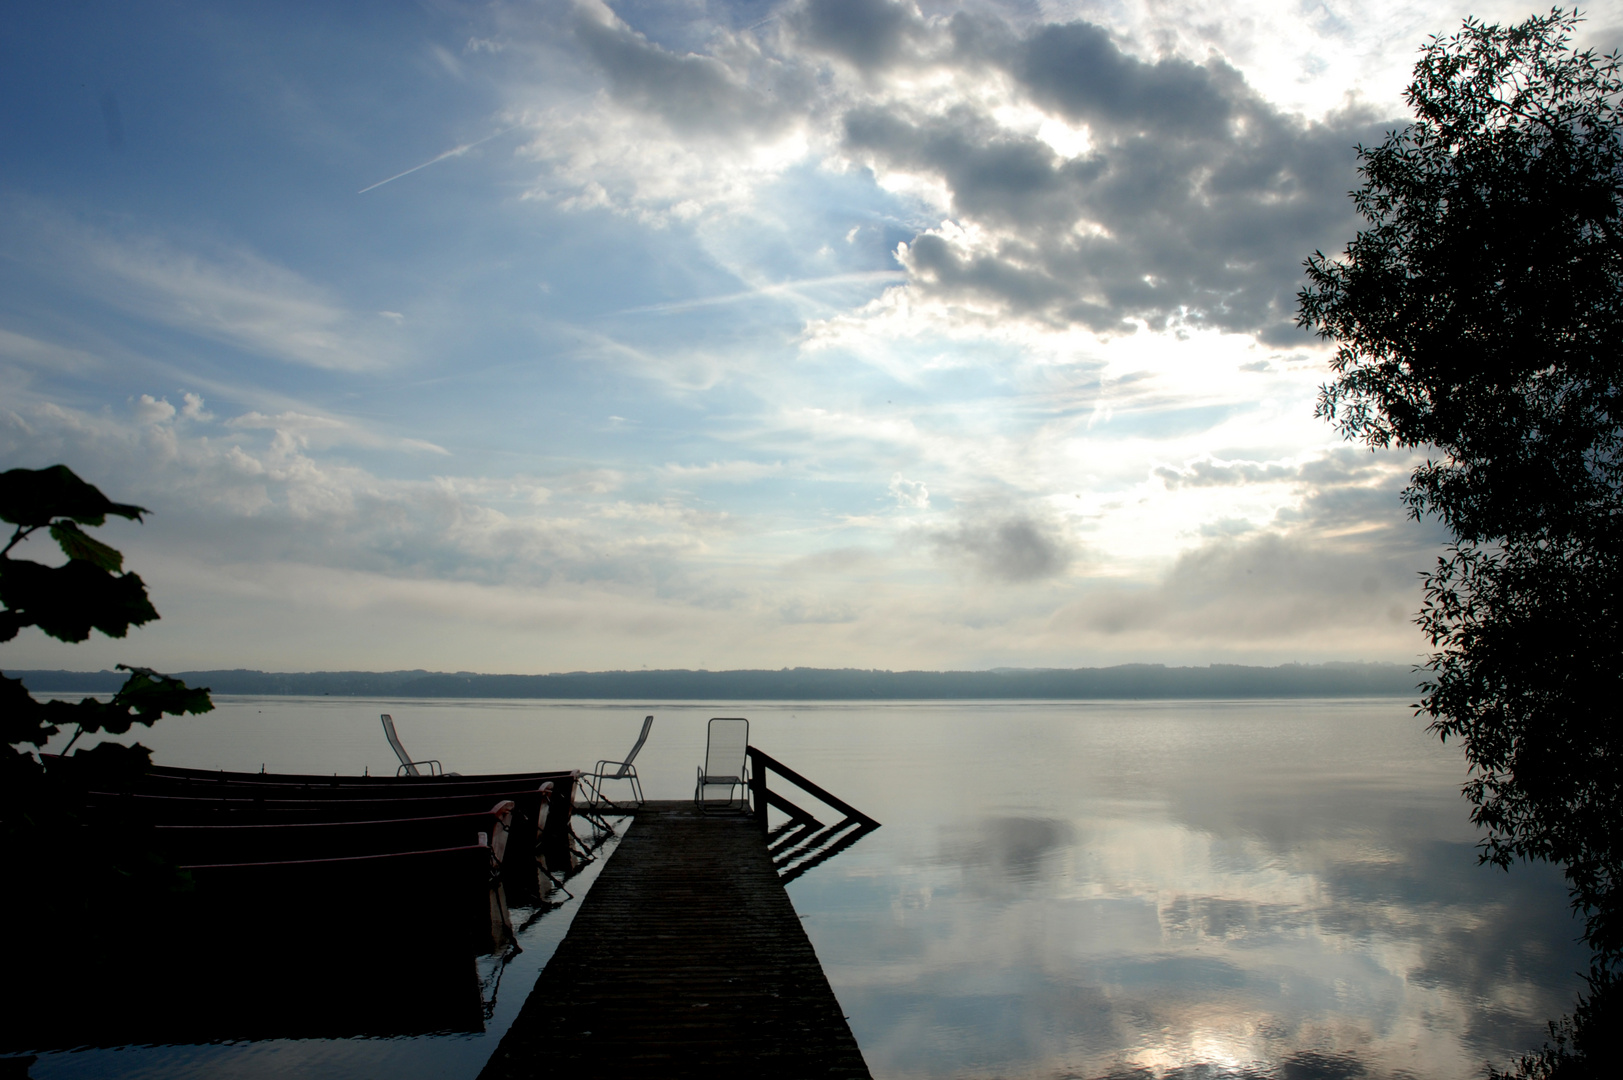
1,465,213,916
1296,2,1623,1049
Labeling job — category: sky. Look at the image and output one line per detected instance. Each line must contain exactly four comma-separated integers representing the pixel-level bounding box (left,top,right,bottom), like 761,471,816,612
5,0,1618,675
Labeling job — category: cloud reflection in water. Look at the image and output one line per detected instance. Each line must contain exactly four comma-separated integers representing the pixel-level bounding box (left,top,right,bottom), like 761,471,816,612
781,701,1586,1080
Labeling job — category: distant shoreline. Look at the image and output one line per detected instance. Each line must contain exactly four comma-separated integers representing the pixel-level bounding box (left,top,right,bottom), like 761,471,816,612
6,663,1423,700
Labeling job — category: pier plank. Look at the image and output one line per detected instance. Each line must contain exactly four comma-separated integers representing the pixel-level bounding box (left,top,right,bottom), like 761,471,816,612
479,802,871,1079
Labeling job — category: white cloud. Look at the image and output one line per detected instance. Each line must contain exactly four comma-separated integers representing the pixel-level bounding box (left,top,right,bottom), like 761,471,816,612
0,327,105,374
0,0,1471,672
131,394,178,425
660,460,785,483
225,410,449,455
5,207,406,373
889,472,929,508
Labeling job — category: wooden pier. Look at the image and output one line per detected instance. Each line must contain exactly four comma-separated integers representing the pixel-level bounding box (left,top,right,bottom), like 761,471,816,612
478,802,872,1080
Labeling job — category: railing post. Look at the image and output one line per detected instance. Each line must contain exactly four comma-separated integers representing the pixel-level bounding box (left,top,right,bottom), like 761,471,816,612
748,746,768,834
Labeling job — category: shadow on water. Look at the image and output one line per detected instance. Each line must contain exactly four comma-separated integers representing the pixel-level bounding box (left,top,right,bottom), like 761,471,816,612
9,944,488,1048
1,872,548,1050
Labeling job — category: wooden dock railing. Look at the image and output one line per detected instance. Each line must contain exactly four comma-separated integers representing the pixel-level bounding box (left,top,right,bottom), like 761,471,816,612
747,746,880,882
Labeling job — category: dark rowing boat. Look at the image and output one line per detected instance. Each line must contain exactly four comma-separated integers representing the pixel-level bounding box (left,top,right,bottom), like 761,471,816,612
142,760,578,789
4,716,608,1053
44,713,587,952
81,775,579,876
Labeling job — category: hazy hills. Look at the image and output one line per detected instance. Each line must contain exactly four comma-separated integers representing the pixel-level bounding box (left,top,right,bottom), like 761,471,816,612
9,663,1421,700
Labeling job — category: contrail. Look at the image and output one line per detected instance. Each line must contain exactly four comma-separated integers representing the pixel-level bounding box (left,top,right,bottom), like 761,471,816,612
615,271,907,316
358,127,516,194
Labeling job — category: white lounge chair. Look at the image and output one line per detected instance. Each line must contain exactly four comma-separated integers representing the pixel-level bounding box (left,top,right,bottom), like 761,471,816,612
695,717,749,812
582,714,653,809
380,713,443,776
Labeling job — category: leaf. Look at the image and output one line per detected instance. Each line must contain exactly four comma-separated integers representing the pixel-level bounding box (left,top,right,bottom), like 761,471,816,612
19,670,212,740
49,521,124,572
0,558,158,642
67,739,154,771
60,739,156,787
111,665,213,727
0,673,57,749
0,465,147,527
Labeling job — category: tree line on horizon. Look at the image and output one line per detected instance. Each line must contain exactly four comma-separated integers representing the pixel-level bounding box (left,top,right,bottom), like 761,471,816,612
4,662,1422,699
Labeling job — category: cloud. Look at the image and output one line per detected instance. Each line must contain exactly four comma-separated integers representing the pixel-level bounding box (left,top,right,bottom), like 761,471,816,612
129,394,179,425
1153,447,1399,493
571,3,796,139
926,513,1075,582
612,271,906,316
1,0,1472,675
781,546,884,576
659,460,784,483
889,472,929,508
1056,449,1442,646
531,0,1392,344
179,393,212,421
1155,456,1300,489
0,328,105,374
0,396,729,595
4,208,404,373
1066,529,1418,642
789,0,925,73
228,410,348,433
841,25,1386,338
225,410,449,455
778,597,859,624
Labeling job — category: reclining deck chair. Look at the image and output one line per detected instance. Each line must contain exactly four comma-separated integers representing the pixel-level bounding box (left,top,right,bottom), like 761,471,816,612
380,713,444,776
581,714,654,810
695,717,749,812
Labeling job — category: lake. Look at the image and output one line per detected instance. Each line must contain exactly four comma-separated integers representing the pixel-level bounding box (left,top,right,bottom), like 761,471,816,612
18,696,1588,1079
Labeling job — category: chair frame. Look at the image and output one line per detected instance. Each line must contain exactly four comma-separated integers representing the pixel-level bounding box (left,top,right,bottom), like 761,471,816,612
581,714,654,810
380,714,443,776
694,717,750,813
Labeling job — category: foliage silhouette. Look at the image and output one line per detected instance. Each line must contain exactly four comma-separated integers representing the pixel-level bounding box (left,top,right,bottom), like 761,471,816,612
1298,9,1622,1072
1,465,213,926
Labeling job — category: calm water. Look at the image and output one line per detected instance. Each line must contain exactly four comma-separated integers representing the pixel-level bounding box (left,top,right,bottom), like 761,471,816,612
22,697,1587,1079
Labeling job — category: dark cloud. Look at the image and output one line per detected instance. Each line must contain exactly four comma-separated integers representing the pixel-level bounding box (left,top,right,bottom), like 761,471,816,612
1016,21,1238,136
833,10,1393,337
1155,457,1298,489
561,2,1396,340
1155,448,1410,496
926,513,1075,581
843,105,1100,230
790,0,922,71
571,9,793,137
855,86,1385,336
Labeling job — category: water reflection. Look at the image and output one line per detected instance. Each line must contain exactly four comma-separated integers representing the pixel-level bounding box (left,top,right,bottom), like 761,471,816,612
779,702,1588,1080
938,816,1078,886
17,697,1590,1079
